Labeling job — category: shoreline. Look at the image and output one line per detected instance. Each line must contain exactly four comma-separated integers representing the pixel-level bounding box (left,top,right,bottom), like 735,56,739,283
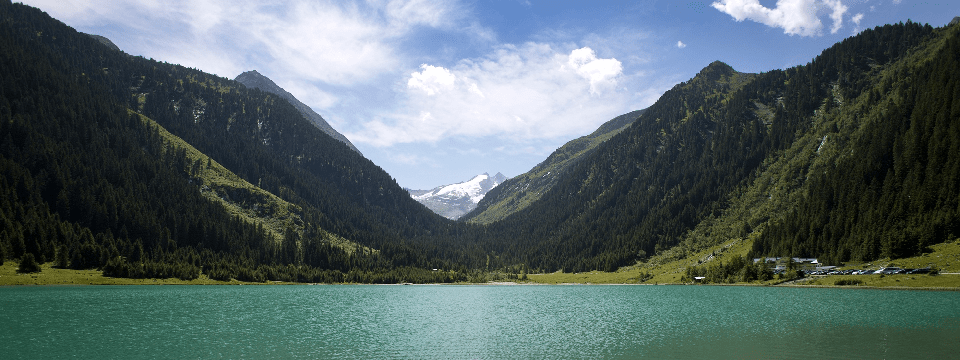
6,282,960,291
3,262,959,290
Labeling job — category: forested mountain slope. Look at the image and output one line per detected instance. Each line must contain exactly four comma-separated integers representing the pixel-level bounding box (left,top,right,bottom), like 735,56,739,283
0,1,465,282
746,19,960,264
475,20,956,273
477,61,763,272
664,18,960,278
462,110,644,224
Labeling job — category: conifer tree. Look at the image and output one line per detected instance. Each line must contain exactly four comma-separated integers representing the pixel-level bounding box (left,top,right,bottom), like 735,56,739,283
17,252,41,273
54,245,69,268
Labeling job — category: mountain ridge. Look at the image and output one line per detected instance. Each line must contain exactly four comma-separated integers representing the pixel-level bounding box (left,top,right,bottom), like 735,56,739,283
461,109,644,224
234,70,362,155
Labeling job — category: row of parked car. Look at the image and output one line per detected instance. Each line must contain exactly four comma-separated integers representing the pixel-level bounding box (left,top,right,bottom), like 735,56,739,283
807,267,935,275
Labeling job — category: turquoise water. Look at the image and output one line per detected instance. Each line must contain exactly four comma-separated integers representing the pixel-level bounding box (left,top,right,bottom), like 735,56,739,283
2,285,959,359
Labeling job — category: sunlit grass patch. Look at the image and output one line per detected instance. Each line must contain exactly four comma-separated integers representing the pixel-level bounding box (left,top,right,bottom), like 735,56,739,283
0,262,291,286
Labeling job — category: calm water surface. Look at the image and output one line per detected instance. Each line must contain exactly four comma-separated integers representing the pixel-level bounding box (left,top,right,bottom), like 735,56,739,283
2,285,959,359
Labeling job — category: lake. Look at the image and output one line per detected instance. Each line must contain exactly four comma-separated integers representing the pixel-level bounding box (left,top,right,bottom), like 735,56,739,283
2,285,958,359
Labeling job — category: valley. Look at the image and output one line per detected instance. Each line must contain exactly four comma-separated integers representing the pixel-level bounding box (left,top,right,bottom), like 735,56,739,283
1,1,959,287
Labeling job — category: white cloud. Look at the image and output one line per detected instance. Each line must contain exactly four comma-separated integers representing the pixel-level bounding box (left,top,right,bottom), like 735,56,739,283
248,2,399,86
408,65,457,95
711,0,850,37
852,13,864,26
347,44,630,147
565,47,623,95
20,0,464,86
822,0,848,34
677,40,687,48
280,80,340,109
851,12,864,33
381,0,457,28
468,83,485,98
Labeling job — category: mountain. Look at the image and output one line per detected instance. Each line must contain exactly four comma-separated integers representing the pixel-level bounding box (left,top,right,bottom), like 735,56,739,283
234,70,362,155
461,110,643,224
474,20,958,273
408,173,507,219
0,1,466,283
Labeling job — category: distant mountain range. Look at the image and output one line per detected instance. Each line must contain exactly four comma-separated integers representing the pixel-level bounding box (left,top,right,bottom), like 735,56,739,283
234,70,362,155
408,173,507,219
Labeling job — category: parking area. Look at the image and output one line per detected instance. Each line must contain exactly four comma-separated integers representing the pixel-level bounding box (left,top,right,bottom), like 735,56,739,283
803,267,936,276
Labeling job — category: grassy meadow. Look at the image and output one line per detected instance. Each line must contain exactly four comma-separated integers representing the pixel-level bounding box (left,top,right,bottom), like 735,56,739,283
0,262,290,286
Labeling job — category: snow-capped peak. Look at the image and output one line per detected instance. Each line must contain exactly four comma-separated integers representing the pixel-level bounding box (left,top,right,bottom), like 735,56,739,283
408,172,508,219
414,173,502,204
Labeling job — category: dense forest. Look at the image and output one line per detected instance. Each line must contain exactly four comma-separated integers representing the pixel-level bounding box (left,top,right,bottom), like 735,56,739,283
749,20,960,265
1,1,958,282
0,1,474,283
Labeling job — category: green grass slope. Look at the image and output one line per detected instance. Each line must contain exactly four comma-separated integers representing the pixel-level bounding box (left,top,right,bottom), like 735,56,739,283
131,110,372,255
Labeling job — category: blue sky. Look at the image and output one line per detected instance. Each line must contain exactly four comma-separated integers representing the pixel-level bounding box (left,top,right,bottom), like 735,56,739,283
21,0,959,189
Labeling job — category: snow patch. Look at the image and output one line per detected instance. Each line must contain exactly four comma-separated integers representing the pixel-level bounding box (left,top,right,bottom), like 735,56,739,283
413,173,504,204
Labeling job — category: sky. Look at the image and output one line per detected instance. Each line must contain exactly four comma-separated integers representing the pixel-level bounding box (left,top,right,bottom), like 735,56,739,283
19,0,960,190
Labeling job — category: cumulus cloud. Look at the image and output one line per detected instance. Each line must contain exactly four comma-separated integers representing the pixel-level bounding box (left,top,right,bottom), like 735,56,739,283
347,44,629,147
711,0,850,36
677,40,687,48
408,65,457,95
565,47,623,95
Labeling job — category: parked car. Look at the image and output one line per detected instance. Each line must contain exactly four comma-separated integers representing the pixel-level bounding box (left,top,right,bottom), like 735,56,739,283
875,267,902,275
